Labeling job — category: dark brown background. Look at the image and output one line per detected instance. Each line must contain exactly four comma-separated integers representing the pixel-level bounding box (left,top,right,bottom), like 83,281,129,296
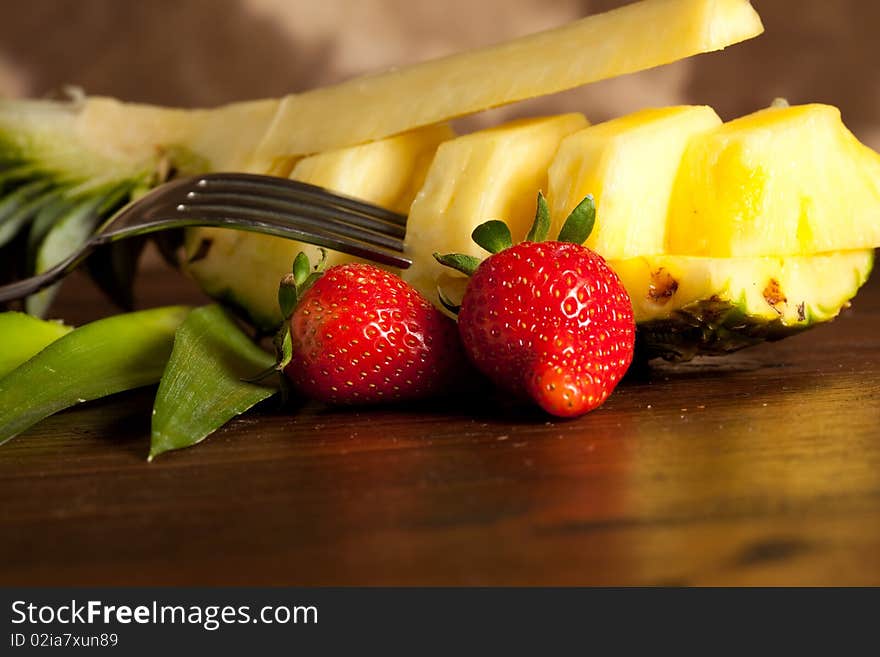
1,1,879,586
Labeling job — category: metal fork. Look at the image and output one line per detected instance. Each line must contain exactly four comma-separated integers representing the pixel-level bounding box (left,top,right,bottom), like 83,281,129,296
0,172,411,303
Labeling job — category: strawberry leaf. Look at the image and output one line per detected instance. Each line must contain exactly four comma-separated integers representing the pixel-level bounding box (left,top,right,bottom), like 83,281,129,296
313,247,328,273
433,252,481,276
472,220,512,254
279,329,294,370
526,192,550,242
292,251,311,285
278,273,298,319
557,194,595,245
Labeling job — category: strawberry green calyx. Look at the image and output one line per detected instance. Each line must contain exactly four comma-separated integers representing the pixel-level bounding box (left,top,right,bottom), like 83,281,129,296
276,249,328,370
432,253,481,277
278,249,328,320
433,192,597,278
244,249,329,391
471,220,513,254
556,194,596,245
525,192,551,242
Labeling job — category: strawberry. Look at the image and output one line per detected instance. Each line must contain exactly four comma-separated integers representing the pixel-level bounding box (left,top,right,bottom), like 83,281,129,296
276,252,465,405
435,193,634,417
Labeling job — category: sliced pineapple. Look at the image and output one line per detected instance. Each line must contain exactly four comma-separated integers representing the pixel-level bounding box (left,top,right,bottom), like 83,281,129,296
666,104,880,257
75,96,280,173
183,124,454,331
548,106,721,259
0,98,153,184
402,114,588,300
1,0,762,177
253,0,762,166
611,250,874,360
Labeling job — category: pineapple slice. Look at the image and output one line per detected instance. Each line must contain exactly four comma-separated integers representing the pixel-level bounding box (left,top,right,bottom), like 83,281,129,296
183,124,453,331
75,97,280,173
0,0,762,175
402,114,588,300
611,250,874,360
666,104,880,257
547,106,721,259
0,98,152,183
253,0,762,166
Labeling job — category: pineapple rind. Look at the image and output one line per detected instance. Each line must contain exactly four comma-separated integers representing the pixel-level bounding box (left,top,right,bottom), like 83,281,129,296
613,250,875,361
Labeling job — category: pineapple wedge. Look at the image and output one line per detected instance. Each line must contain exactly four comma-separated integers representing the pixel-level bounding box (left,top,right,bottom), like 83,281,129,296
612,250,874,360
666,104,880,257
548,106,721,259
183,124,453,331
0,0,762,176
75,97,280,173
253,0,762,166
402,114,588,300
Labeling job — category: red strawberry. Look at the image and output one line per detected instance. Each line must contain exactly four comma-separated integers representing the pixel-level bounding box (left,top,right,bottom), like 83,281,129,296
279,256,464,405
435,193,634,417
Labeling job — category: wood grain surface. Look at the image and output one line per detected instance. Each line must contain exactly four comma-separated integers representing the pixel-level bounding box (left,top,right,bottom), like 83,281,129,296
1,262,879,586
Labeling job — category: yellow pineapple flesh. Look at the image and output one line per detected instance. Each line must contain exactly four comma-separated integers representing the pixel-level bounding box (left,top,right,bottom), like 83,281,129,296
666,104,880,257
251,0,762,166
182,124,453,330
402,114,588,300
547,106,721,259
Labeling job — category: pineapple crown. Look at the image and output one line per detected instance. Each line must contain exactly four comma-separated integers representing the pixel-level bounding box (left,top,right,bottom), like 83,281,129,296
432,191,596,311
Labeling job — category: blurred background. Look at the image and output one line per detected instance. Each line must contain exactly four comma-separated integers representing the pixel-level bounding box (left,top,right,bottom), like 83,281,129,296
1,0,879,147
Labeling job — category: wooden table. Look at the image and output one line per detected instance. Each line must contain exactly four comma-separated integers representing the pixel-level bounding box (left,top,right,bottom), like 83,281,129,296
2,261,879,586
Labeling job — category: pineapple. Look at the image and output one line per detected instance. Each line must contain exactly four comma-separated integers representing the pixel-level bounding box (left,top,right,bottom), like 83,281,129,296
6,0,874,363
0,99,160,314
547,106,721,259
666,104,880,256
402,114,588,299
183,124,454,331
541,104,878,359
251,0,763,168
0,0,763,319
611,251,874,360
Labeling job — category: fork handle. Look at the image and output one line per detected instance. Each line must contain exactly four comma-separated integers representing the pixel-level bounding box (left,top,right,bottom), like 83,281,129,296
0,251,88,304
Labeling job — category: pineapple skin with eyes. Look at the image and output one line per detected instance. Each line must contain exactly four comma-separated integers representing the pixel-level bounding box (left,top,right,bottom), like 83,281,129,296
611,250,874,361
182,124,454,332
547,105,722,260
666,104,880,257
402,114,588,301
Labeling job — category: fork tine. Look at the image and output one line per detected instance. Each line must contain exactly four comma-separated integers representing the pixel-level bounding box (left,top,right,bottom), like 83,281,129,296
176,202,405,252
182,192,407,239
169,206,409,268
192,174,409,226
